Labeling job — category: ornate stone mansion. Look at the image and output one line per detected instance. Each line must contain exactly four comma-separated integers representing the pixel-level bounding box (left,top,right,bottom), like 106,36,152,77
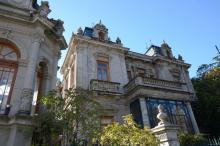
0,0,66,146
0,0,200,145
61,21,199,134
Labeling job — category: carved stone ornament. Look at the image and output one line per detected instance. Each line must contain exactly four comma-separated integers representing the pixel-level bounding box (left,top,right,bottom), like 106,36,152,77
39,1,51,18
116,37,122,44
178,54,183,60
93,52,112,61
77,27,83,35
157,104,169,126
54,19,64,37
18,88,33,114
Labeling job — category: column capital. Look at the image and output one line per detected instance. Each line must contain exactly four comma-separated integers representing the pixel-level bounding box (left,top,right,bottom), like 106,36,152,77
32,33,45,43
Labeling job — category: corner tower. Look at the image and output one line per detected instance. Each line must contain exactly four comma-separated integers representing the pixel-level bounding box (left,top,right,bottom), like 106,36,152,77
0,1,67,145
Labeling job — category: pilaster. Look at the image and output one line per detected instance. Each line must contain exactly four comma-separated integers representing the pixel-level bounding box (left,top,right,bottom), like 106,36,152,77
18,35,43,115
139,97,150,127
186,102,200,133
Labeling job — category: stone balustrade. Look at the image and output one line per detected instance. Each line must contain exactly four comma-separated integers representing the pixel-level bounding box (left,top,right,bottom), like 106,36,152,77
124,76,187,93
90,79,122,94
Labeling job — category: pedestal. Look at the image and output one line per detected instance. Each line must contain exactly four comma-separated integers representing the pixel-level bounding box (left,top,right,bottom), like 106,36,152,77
152,124,180,146
0,115,36,146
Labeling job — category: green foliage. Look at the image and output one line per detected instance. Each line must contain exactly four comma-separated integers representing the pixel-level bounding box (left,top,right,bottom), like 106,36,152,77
192,53,220,136
33,88,102,146
178,132,206,146
100,114,159,146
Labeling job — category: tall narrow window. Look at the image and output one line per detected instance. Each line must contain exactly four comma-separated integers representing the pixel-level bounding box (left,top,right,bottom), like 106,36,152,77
0,42,20,114
97,61,109,81
98,31,105,41
33,62,47,114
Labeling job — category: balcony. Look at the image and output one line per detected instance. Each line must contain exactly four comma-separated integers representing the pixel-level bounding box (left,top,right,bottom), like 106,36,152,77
90,79,123,94
124,76,188,93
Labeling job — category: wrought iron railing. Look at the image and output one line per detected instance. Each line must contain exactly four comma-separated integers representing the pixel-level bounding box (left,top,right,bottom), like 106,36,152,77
90,79,122,94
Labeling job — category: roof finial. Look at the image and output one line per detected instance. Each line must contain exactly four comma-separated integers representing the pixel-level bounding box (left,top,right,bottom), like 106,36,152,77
150,40,153,45
99,19,102,24
163,40,166,44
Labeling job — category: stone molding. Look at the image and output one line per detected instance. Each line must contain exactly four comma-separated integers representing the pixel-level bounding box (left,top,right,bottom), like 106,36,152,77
152,124,180,146
32,33,45,43
18,88,33,115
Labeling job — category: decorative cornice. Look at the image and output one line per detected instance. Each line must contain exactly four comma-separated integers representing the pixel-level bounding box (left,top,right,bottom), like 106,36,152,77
0,11,67,49
73,35,129,52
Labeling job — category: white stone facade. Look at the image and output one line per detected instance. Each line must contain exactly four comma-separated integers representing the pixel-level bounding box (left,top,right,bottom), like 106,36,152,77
0,0,67,146
61,22,199,134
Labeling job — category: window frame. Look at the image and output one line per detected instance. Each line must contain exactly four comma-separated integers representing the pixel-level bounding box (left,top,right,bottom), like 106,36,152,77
0,41,20,112
97,60,110,81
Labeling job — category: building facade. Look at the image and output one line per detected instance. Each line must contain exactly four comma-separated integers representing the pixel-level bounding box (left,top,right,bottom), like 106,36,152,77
0,0,67,146
61,21,199,133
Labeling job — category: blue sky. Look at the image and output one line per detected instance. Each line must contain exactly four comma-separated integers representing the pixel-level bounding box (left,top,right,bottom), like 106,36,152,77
47,0,220,79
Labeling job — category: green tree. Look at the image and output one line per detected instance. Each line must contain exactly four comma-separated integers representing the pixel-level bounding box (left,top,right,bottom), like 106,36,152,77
33,88,102,146
100,114,159,146
192,52,220,136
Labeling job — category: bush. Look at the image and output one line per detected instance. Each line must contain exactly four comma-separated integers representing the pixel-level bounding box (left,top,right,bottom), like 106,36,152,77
100,114,159,146
178,132,206,146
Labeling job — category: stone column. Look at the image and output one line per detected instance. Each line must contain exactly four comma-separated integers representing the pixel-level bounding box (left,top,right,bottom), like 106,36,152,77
51,51,60,89
18,35,42,115
139,98,150,127
68,66,71,89
186,102,200,133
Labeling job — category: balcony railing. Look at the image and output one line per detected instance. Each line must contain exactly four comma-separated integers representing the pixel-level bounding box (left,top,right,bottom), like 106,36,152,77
124,76,188,93
90,79,122,94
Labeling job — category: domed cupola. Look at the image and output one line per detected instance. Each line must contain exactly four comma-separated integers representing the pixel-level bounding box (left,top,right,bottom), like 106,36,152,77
93,20,108,41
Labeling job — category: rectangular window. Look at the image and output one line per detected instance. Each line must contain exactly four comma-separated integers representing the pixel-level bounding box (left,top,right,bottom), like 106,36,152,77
97,61,109,81
100,116,114,127
130,99,143,128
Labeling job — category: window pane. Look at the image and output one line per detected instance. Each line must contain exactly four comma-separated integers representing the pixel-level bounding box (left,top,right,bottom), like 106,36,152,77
0,67,14,111
97,62,109,81
98,69,102,80
102,69,107,80
0,46,18,61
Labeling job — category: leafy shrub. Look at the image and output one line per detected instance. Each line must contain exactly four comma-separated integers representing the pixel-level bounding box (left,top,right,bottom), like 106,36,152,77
178,132,206,146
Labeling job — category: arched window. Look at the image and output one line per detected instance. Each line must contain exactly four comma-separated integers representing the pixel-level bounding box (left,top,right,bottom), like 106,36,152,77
0,41,20,114
32,62,48,114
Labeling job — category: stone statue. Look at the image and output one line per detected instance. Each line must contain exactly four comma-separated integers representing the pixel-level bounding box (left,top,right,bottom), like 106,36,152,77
178,54,183,60
39,1,51,18
116,37,121,44
77,27,83,35
157,104,169,126
54,19,65,37
56,80,62,98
